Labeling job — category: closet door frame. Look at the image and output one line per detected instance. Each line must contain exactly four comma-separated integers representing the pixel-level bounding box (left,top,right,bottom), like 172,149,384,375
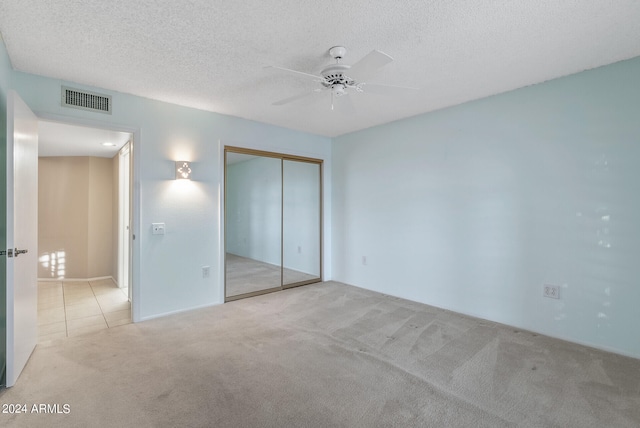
223,146,323,302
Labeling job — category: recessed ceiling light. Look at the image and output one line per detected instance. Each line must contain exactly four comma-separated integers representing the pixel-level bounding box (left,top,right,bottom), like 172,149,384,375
102,142,117,147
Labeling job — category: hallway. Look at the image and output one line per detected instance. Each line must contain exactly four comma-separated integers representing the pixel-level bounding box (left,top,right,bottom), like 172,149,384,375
37,278,131,343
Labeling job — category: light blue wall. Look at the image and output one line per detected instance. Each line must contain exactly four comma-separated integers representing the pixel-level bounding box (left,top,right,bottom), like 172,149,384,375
332,57,640,358
5,50,331,320
0,35,12,386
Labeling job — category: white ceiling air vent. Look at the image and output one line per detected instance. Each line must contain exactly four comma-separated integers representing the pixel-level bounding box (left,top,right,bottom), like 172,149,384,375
61,86,112,114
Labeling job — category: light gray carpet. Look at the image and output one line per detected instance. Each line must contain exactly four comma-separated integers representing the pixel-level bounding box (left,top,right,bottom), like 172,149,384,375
1,281,639,427
225,253,319,297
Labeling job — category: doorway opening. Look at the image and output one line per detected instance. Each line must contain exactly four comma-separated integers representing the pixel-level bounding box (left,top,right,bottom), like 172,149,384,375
224,146,323,301
36,121,133,342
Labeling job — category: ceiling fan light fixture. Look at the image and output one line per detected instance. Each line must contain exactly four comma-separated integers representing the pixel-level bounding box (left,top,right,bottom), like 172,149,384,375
331,84,346,96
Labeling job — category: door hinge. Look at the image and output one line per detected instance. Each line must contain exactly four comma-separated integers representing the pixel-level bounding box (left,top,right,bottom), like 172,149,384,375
3,249,13,257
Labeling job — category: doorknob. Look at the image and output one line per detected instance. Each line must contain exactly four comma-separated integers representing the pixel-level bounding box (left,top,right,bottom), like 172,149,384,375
14,248,28,257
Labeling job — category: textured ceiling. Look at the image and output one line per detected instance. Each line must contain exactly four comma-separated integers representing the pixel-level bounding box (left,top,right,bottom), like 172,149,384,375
1,1,639,137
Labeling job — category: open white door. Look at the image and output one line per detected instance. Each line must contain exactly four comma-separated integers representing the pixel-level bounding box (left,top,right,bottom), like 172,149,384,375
118,142,131,298
5,90,38,387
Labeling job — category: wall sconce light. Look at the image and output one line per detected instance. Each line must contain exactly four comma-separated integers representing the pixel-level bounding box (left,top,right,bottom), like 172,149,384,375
175,161,192,180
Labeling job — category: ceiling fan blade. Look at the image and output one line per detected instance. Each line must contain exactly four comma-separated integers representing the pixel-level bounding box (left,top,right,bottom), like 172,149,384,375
347,50,393,81
264,65,325,81
358,82,420,96
272,89,323,106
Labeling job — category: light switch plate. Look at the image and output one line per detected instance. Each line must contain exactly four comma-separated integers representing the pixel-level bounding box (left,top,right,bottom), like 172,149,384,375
152,223,165,235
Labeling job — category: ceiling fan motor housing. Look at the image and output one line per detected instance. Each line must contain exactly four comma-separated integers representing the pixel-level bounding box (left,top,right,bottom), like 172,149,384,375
321,64,356,95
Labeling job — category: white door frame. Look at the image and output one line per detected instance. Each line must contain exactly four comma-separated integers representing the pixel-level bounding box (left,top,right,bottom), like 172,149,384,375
118,141,131,298
35,113,140,322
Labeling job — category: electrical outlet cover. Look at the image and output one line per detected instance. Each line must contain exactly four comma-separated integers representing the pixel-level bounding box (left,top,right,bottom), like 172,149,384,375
543,284,560,299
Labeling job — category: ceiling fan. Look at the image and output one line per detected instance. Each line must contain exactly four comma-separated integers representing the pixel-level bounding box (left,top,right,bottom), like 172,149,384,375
265,46,418,112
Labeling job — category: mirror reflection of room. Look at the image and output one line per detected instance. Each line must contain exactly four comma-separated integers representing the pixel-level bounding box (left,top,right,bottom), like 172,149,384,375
226,153,282,297
282,159,321,286
225,150,321,301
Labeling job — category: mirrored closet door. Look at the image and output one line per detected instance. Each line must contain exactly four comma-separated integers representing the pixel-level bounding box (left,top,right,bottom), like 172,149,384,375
282,159,321,287
225,152,282,297
224,148,322,301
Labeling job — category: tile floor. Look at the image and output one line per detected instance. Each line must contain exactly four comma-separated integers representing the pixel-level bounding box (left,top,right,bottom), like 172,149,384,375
38,278,131,343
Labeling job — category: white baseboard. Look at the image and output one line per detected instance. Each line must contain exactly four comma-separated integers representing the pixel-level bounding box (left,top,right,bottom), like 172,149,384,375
38,275,116,283
139,301,223,322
